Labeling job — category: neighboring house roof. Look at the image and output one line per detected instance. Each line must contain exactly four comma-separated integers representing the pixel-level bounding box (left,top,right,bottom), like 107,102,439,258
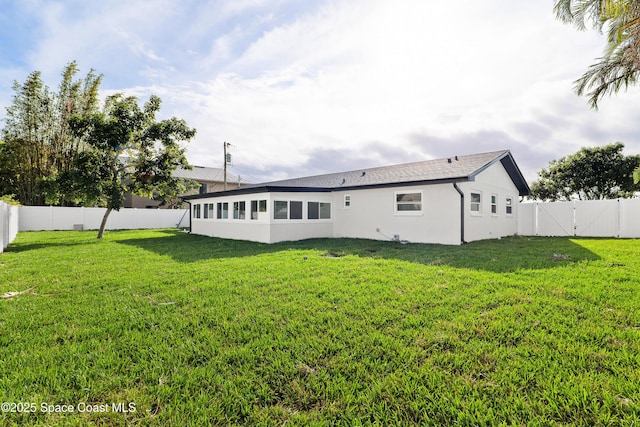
184,150,531,200
174,166,242,184
118,156,243,184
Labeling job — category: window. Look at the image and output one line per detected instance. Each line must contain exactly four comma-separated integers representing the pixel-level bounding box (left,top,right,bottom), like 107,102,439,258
344,195,351,208
251,200,258,220
199,183,207,194
203,203,214,219
505,197,513,215
251,200,267,220
320,202,331,219
217,202,229,219
395,192,422,213
491,194,498,215
290,201,303,219
193,204,201,218
470,193,481,214
274,201,288,219
308,202,331,219
308,201,319,219
233,201,246,219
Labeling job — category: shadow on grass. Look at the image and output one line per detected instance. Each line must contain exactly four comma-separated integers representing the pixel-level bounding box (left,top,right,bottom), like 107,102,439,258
115,230,283,262
116,230,601,273
4,231,100,253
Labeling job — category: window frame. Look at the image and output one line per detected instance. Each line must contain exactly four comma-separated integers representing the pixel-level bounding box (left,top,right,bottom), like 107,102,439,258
193,204,201,219
308,201,319,220
233,201,246,220
308,201,331,220
217,202,229,219
250,199,268,220
394,191,423,215
344,194,351,208
505,197,513,216
274,201,288,220
491,194,498,216
470,192,482,215
289,201,303,220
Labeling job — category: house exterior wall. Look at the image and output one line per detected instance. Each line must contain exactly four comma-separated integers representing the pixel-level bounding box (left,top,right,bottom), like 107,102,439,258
458,162,520,242
188,161,523,245
124,193,163,209
332,184,461,245
189,192,334,244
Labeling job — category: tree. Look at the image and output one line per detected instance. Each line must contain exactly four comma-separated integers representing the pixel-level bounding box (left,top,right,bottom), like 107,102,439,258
530,142,640,201
554,0,640,109
554,1,640,185
151,177,201,208
68,93,196,238
0,61,102,205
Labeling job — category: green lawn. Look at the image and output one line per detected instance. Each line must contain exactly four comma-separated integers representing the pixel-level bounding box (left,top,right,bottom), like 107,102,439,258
0,229,639,426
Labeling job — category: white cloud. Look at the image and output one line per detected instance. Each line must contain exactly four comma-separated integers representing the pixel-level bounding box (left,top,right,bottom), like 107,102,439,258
2,0,639,185
166,1,629,182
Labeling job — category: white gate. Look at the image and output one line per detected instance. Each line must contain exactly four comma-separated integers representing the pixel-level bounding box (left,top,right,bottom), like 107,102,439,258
536,201,574,236
574,199,619,237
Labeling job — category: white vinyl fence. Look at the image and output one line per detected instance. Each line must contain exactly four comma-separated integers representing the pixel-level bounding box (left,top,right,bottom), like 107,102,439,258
0,202,20,253
19,206,190,232
518,199,640,238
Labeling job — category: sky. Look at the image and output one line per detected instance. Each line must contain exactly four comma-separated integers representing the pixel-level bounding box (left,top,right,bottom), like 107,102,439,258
1,0,639,185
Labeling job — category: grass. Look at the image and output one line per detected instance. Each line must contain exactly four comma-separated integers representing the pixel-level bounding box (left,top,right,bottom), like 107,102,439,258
0,229,639,426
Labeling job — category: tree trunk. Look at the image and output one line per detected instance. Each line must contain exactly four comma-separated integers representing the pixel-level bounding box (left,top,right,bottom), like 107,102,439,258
97,208,112,239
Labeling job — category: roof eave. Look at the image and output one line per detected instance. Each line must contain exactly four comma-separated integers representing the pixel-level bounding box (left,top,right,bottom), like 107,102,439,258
181,177,473,200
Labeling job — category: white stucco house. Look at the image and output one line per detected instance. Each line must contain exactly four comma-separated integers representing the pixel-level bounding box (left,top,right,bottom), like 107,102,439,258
183,150,531,245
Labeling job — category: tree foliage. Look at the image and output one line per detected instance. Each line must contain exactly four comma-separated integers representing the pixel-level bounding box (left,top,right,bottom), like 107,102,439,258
530,142,640,201
68,94,196,238
0,61,102,205
554,0,640,109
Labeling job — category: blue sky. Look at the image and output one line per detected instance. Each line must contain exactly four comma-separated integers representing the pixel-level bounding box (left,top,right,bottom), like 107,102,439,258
1,0,639,184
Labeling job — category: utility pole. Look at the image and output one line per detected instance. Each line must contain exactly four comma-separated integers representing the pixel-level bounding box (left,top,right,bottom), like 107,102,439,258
223,141,232,190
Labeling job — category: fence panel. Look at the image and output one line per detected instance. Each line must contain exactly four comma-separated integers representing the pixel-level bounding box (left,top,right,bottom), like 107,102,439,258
574,199,619,237
0,202,4,251
0,202,20,252
18,207,189,232
517,203,537,236
519,199,640,238
620,199,640,238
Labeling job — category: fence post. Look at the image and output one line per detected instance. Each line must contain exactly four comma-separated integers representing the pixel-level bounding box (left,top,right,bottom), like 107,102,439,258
617,198,621,238
572,200,576,237
0,202,5,252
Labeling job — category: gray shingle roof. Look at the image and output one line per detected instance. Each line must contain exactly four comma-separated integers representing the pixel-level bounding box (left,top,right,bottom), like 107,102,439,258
248,150,510,189
184,150,530,199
